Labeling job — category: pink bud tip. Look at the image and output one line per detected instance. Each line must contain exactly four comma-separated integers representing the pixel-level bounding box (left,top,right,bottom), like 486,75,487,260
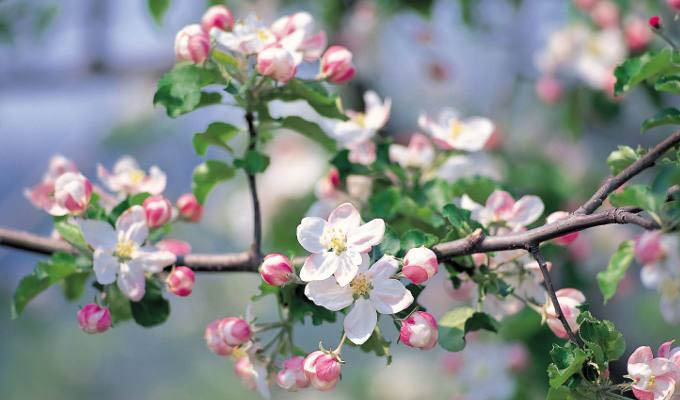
260,253,294,286
77,304,112,334
649,16,661,29
276,356,310,391
402,246,439,284
303,351,341,391
201,5,234,33
176,193,203,222
221,317,252,346
167,266,195,297
400,311,438,350
669,0,680,11
320,45,356,84
204,319,234,356
143,194,173,228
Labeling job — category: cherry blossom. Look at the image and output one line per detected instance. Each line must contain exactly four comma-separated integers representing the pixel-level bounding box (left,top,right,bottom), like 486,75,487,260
535,75,563,104
628,343,680,400
53,172,93,216
303,351,342,391
234,345,271,399
389,133,435,169
24,154,78,214
418,108,494,151
166,266,195,297
155,239,192,257
296,202,385,286
670,0,680,11
305,255,413,344
174,24,210,64
625,17,652,52
276,356,310,391
97,156,166,196
204,319,234,356
402,246,438,285
77,205,176,301
259,253,294,286
142,195,173,228
634,232,680,324
176,193,203,222
221,317,252,346
400,311,438,350
77,304,112,334
212,14,276,55
271,12,327,64
544,288,585,339
201,5,234,34
256,45,297,83
319,45,355,84
461,190,545,231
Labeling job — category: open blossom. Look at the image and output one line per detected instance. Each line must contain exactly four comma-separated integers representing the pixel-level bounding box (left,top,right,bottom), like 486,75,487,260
53,172,93,216
297,202,385,286
271,12,327,63
98,156,166,196
234,346,271,399
276,356,310,391
329,91,390,148
221,317,252,346
259,253,294,286
635,232,680,324
544,288,585,339
400,311,438,350
628,342,680,400
204,319,234,356
389,133,435,169
305,255,413,344
319,45,355,84
143,195,173,228
175,24,210,64
77,304,112,334
546,211,579,245
418,108,494,151
462,190,544,231
176,193,203,222
201,5,234,33
303,351,342,391
25,154,79,214
166,266,195,297
78,206,176,301
256,46,297,83
213,14,276,55
402,246,439,285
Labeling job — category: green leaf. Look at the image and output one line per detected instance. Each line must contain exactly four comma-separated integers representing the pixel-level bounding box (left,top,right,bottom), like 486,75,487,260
130,280,170,327
546,387,580,400
147,0,170,24
377,227,401,256
284,79,347,120
110,193,151,222
547,344,587,388
12,252,79,318
614,49,680,95
354,325,392,365
442,203,485,238
192,122,239,156
191,160,236,203
608,185,663,213
654,75,680,94
154,63,223,117
251,281,280,301
438,306,475,352
449,176,500,204
286,285,336,326
235,150,270,174
400,229,439,250
642,108,680,133
368,187,401,220
54,221,88,250
606,145,641,175
62,272,91,301
104,285,132,324
279,116,337,152
577,311,625,366
596,241,634,304
464,312,500,333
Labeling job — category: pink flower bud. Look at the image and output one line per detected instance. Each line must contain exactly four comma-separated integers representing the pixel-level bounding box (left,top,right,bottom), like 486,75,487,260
77,304,112,334
204,319,234,356
176,193,203,222
155,239,192,257
257,46,297,83
669,0,680,11
166,266,195,297
143,194,173,228
54,172,92,215
276,356,310,391
625,18,652,52
175,24,210,64
590,1,619,28
201,5,234,33
320,45,355,84
221,317,252,346
649,16,662,30
303,351,341,391
260,253,294,286
545,288,585,339
635,231,665,264
400,311,438,350
546,211,579,245
402,246,438,284
535,76,563,104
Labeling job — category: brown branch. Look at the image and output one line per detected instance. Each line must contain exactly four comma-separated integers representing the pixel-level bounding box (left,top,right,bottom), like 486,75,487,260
245,111,263,267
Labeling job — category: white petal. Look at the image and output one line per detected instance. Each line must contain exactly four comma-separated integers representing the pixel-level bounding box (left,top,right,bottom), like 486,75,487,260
93,249,119,284
117,262,146,301
456,117,493,151
357,252,371,273
333,252,361,287
367,255,399,281
344,298,377,345
304,278,354,311
327,203,361,233
132,248,176,273
299,253,337,282
347,219,385,253
116,205,148,245
141,166,166,195
296,217,327,253
507,196,544,228
78,219,117,249
370,279,414,314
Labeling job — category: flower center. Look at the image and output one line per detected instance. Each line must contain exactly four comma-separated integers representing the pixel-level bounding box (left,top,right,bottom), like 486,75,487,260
115,240,135,260
647,374,656,389
321,226,347,255
256,29,271,42
129,169,146,185
350,273,372,297
449,119,463,139
355,113,366,128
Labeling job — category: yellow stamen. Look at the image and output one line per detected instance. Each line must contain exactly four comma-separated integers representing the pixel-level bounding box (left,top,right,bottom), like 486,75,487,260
129,169,145,185
647,375,656,389
321,226,347,255
450,119,464,139
355,113,366,128
350,274,372,297
115,240,135,260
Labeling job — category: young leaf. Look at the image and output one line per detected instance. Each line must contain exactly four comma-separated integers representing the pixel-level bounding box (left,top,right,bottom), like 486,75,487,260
54,220,88,250
547,344,587,388
192,122,239,156
641,108,680,133
577,311,626,366
235,150,270,174
654,75,680,94
614,49,680,95
147,0,170,25
279,116,337,152
130,280,170,327
464,312,500,333
606,146,641,175
608,185,662,213
191,160,236,203
62,272,91,301
153,63,223,117
438,306,475,352
596,240,634,304
353,325,392,365
400,229,439,250
105,284,133,324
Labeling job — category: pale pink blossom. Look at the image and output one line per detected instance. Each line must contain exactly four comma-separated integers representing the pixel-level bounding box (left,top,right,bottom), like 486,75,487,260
204,319,234,356
625,17,652,52
155,239,192,257
347,140,377,165
201,5,234,34
234,346,271,399
176,193,203,222
166,266,195,297
259,253,294,286
535,76,563,104
635,233,680,324
319,45,355,84
636,231,665,265
97,156,166,196
25,155,79,214
670,0,680,11
402,246,439,284
53,172,93,216
544,288,585,339
297,202,385,286
628,343,680,400
418,108,494,151
461,190,545,231
303,351,342,391
305,255,413,344
400,311,438,350
77,205,176,301
590,1,619,28
389,133,435,169
276,356,310,391
175,24,210,64
221,317,252,346
271,12,327,63
77,304,112,334
546,211,579,245
213,14,276,55
143,195,173,228
256,45,297,82
329,91,390,151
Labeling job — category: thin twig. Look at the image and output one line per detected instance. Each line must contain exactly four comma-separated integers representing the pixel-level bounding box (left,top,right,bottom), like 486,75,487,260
245,111,263,266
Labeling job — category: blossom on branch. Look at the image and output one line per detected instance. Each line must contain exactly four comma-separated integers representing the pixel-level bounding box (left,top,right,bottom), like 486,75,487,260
97,156,166,196
462,190,544,231
418,108,494,151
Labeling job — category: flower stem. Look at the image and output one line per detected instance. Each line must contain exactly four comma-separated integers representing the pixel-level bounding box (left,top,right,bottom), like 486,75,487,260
332,333,348,356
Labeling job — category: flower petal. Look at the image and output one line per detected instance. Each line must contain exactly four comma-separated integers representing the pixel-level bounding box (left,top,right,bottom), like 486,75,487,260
93,249,118,284
78,219,117,249
300,253,337,282
367,255,399,281
347,218,385,253
507,195,544,228
344,298,377,345
333,252,361,287
457,117,493,151
116,205,148,245
327,203,361,233
304,278,353,311
296,217,327,253
132,247,177,273
117,262,146,301
141,166,166,195
628,346,653,366
370,279,414,314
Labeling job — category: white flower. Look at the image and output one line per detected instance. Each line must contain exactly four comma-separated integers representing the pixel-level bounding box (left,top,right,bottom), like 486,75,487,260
97,156,166,196
271,12,327,64
305,255,413,344
389,133,435,169
461,190,544,231
418,108,494,151
637,234,680,324
328,91,391,148
212,14,276,55
297,202,385,286
78,206,176,301
436,153,502,182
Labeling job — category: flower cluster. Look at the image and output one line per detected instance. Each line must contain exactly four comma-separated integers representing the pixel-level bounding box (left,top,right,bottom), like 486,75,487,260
628,340,680,400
